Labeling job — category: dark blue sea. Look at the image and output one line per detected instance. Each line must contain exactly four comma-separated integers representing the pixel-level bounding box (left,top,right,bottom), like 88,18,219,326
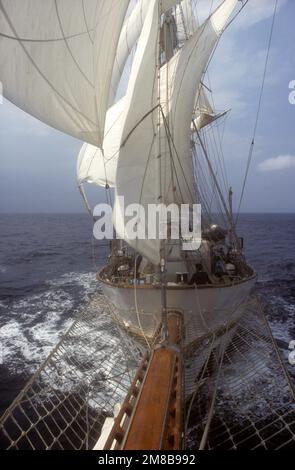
0,213,294,418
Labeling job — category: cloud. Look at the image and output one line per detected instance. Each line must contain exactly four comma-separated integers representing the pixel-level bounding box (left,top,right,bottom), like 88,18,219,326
229,0,287,31
201,0,292,167
207,40,271,113
258,155,295,172
193,0,287,30
204,0,289,113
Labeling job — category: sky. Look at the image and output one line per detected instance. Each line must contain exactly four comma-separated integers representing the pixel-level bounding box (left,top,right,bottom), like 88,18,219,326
0,0,294,214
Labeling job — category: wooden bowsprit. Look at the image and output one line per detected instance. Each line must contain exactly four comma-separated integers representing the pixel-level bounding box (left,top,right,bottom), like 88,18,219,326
103,311,183,450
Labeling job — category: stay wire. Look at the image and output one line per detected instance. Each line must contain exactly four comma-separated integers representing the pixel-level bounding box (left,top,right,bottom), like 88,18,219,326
235,0,278,225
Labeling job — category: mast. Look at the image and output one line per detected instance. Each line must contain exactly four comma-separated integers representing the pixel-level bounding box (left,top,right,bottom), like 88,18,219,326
228,187,234,246
193,121,232,224
158,2,168,342
112,0,240,265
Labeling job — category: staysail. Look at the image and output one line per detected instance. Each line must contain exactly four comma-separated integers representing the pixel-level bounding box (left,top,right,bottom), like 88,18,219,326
114,0,238,264
0,0,129,147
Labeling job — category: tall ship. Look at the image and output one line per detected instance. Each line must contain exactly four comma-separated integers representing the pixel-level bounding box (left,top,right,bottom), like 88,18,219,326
76,0,256,353
0,0,294,452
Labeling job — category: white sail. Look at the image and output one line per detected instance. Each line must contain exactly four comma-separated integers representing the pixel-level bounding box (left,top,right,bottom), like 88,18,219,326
77,97,126,188
175,0,198,43
165,0,237,198
114,0,238,264
78,0,205,194
0,0,129,147
193,110,228,131
192,85,229,131
78,84,219,190
113,0,161,263
110,0,185,104
195,86,214,115
109,0,150,104
77,143,116,188
79,0,185,191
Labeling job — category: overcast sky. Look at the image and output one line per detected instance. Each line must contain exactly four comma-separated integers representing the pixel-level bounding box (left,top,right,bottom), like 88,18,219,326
0,0,294,214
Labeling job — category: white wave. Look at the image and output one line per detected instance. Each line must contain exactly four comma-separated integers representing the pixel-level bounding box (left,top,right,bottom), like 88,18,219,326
0,271,99,374
0,321,35,370
47,271,97,291
0,313,72,373
267,296,295,345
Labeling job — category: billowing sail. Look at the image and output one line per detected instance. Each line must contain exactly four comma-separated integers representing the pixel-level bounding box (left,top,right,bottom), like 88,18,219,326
109,0,150,105
110,0,194,104
113,0,161,263
0,0,129,147
114,0,238,264
77,97,126,188
78,0,186,191
175,0,198,43
77,86,222,189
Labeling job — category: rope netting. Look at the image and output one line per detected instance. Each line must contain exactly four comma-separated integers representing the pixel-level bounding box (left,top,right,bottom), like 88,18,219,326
0,295,142,450
185,296,295,450
0,293,294,450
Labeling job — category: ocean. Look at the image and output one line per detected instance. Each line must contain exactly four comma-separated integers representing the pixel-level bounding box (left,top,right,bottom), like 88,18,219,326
0,213,294,420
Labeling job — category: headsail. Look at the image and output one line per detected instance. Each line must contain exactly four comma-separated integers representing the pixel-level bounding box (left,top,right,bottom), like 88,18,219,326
114,0,238,264
0,0,130,147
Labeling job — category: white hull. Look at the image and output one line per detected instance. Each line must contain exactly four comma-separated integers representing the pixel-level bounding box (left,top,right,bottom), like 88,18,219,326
98,273,256,349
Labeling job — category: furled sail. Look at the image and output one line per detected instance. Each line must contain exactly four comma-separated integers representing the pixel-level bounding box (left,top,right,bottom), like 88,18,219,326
114,0,238,264
192,85,228,131
193,110,229,131
0,0,129,147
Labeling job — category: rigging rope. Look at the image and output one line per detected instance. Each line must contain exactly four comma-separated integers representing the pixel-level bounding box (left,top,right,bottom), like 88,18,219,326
235,0,278,225
185,295,295,450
